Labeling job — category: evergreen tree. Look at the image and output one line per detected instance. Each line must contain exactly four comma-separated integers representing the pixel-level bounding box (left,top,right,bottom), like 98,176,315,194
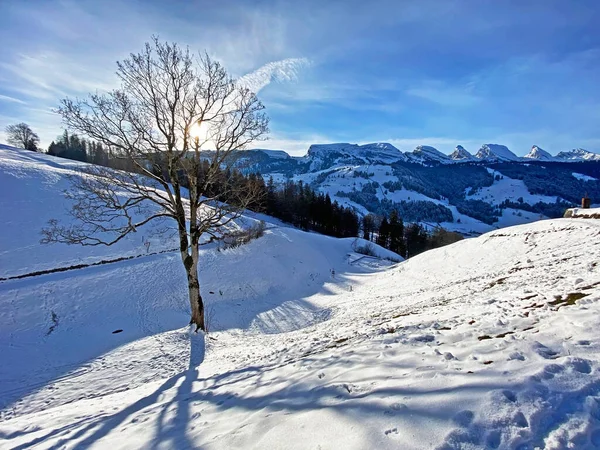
377,218,390,248
405,223,428,257
362,214,375,241
388,210,405,257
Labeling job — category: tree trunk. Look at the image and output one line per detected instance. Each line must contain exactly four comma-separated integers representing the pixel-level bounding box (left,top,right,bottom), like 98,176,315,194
186,256,205,332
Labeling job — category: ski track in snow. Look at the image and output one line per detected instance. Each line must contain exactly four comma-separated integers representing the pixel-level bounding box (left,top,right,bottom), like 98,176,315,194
1,147,600,449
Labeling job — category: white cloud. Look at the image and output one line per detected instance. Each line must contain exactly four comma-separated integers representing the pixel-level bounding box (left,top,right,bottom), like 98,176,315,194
238,58,311,94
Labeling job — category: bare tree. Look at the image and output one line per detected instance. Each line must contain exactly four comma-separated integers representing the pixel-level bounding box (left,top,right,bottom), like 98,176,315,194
5,122,40,151
41,37,269,331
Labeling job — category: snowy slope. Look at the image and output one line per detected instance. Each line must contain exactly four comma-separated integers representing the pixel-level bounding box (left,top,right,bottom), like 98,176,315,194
1,147,600,449
524,145,554,161
1,217,599,449
564,207,600,218
467,168,560,206
572,172,598,182
0,146,183,278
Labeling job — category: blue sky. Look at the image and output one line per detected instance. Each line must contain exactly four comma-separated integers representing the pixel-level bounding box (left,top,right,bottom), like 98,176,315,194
1,0,599,156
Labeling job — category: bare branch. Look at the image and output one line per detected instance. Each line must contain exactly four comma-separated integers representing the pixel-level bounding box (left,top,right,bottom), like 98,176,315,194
44,37,269,331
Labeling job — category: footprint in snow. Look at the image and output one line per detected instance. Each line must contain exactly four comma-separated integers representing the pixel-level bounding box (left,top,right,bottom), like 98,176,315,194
541,363,564,380
567,357,592,374
452,410,474,427
513,411,528,428
485,430,501,449
532,342,559,359
384,403,408,415
501,390,517,403
508,352,526,361
591,429,600,446
412,334,435,343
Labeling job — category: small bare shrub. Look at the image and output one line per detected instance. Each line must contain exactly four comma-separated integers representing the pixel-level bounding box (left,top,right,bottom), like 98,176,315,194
219,221,266,251
353,240,377,257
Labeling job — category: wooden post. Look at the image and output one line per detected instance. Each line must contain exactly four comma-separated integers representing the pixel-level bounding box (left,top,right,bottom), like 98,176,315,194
582,196,591,209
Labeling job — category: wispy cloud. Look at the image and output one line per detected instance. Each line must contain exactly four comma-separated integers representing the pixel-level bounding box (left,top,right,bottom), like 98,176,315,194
0,94,26,105
0,52,118,101
1,0,600,154
238,58,312,93
406,81,481,107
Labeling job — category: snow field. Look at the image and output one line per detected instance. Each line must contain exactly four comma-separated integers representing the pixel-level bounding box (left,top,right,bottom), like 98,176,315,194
1,218,599,449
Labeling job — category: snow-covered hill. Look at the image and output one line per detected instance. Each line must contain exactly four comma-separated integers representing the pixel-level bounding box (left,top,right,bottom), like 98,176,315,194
1,145,600,450
0,147,181,278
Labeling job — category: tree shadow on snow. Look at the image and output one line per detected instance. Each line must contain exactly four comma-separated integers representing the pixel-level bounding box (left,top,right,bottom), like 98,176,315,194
10,333,205,450
9,347,535,450
0,234,393,432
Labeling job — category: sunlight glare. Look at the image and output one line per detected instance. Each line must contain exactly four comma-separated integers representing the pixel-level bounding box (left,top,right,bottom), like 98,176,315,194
188,121,215,149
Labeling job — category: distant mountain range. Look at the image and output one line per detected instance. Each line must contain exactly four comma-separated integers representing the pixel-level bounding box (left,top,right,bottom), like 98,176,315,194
250,143,600,165
238,142,600,236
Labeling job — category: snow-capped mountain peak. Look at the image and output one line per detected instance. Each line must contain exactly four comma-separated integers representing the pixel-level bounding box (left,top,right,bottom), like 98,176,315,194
449,145,474,161
406,145,451,164
304,142,406,171
253,149,290,159
556,148,600,161
524,145,554,161
475,143,520,161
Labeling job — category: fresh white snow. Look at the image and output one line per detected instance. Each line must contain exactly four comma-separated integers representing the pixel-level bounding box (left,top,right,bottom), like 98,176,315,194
573,172,598,182
0,147,181,278
467,168,560,206
1,147,600,450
